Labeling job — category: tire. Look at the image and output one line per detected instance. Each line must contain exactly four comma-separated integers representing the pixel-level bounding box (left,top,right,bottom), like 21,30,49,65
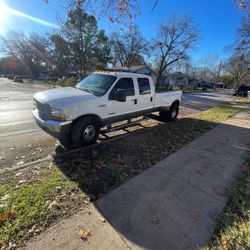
159,103,179,122
59,137,74,150
71,116,100,147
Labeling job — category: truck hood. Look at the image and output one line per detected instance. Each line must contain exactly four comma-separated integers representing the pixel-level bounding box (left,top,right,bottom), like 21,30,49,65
34,87,96,106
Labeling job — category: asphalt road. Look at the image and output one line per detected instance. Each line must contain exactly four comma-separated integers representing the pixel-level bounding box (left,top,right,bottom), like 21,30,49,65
0,78,236,169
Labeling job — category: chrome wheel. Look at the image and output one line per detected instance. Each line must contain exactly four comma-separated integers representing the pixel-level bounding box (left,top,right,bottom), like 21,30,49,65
83,125,96,142
171,107,177,119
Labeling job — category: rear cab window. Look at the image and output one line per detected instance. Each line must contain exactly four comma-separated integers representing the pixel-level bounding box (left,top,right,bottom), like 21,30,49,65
137,78,151,95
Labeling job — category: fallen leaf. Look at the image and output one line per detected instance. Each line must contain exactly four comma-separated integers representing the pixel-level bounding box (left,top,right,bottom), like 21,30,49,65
187,210,201,220
48,163,53,169
18,180,27,184
121,190,128,198
5,211,13,218
120,172,129,179
0,215,5,222
100,217,106,223
17,161,24,166
1,194,10,201
79,230,91,240
21,156,26,159
8,242,16,249
151,216,160,224
212,186,224,197
83,197,91,205
48,200,58,209
28,225,36,234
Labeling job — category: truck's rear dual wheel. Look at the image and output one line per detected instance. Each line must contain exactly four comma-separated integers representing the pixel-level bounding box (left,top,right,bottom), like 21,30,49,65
71,116,100,147
159,103,179,122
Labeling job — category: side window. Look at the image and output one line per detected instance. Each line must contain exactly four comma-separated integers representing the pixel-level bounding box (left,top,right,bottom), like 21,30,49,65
138,78,151,95
110,78,135,97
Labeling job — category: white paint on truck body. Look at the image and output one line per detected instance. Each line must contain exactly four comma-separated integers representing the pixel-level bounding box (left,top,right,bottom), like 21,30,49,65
33,71,182,123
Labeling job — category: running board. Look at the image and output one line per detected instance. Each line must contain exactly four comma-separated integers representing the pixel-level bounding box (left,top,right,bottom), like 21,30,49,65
101,116,149,133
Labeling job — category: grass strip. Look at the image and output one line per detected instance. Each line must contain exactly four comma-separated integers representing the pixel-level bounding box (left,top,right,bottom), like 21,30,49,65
208,152,250,250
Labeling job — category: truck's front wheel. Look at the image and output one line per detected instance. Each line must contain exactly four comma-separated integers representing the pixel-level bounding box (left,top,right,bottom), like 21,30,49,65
71,117,100,147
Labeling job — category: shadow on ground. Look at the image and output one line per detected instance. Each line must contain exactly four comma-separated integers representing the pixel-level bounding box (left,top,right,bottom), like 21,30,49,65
54,117,216,200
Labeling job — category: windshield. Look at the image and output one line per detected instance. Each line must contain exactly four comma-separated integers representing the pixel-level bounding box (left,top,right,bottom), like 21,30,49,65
76,74,117,96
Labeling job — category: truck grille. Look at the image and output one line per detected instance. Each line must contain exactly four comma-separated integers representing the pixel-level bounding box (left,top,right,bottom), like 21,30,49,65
33,98,49,120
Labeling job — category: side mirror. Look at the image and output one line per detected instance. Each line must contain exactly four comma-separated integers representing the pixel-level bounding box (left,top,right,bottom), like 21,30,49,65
110,89,126,102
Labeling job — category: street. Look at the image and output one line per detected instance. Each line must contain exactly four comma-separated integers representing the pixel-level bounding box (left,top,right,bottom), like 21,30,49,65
0,78,236,169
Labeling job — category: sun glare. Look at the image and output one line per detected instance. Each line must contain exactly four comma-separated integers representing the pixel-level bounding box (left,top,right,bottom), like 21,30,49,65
0,1,7,22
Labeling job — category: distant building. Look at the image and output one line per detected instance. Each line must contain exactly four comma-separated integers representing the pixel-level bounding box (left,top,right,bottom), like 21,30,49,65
159,72,191,89
112,65,158,84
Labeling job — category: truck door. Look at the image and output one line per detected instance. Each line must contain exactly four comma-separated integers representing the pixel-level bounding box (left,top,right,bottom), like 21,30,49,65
136,77,154,113
106,77,138,122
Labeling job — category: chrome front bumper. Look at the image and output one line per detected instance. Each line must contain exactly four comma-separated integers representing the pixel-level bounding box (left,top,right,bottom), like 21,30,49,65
32,109,72,139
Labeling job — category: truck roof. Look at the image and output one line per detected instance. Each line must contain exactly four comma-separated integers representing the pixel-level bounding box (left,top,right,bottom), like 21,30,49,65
93,71,151,78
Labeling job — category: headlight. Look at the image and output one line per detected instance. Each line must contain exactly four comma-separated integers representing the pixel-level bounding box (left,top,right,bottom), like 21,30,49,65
50,108,66,121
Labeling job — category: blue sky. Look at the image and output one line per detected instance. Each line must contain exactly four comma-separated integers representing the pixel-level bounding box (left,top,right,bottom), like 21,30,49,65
0,0,244,62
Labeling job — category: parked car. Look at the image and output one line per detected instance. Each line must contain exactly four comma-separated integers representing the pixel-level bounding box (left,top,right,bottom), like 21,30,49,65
233,84,250,97
7,74,15,80
13,76,23,83
33,72,182,147
14,76,22,82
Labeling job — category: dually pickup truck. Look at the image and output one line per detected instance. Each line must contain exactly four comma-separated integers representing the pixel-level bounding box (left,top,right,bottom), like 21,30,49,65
33,72,182,147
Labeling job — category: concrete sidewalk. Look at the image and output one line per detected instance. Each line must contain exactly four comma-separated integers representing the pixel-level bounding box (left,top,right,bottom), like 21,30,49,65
26,111,250,250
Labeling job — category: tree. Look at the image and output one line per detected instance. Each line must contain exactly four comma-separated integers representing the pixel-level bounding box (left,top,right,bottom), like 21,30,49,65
152,15,199,84
47,34,70,77
62,8,110,77
236,15,250,56
2,32,50,78
196,55,223,82
109,26,148,67
226,54,250,88
218,73,235,88
0,56,26,75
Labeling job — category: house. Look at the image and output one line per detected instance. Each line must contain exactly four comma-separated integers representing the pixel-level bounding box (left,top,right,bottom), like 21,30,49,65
159,72,191,89
197,81,226,89
112,65,158,85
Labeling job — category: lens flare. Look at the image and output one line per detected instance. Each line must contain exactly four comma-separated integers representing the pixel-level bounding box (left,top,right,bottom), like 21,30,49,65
0,0,59,35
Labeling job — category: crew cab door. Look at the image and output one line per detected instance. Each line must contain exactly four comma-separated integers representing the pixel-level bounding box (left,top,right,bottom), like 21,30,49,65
106,77,138,122
136,77,154,113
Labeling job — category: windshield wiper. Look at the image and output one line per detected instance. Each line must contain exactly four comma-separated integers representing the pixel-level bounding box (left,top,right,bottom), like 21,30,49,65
78,87,95,94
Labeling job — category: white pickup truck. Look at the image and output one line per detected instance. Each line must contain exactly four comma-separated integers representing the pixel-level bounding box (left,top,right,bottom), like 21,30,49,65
33,72,182,147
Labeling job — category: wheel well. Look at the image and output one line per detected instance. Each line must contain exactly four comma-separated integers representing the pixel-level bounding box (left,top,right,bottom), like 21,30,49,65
172,100,180,107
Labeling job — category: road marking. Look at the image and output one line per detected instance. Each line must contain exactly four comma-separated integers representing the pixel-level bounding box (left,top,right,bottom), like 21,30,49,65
0,120,33,127
0,129,40,138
